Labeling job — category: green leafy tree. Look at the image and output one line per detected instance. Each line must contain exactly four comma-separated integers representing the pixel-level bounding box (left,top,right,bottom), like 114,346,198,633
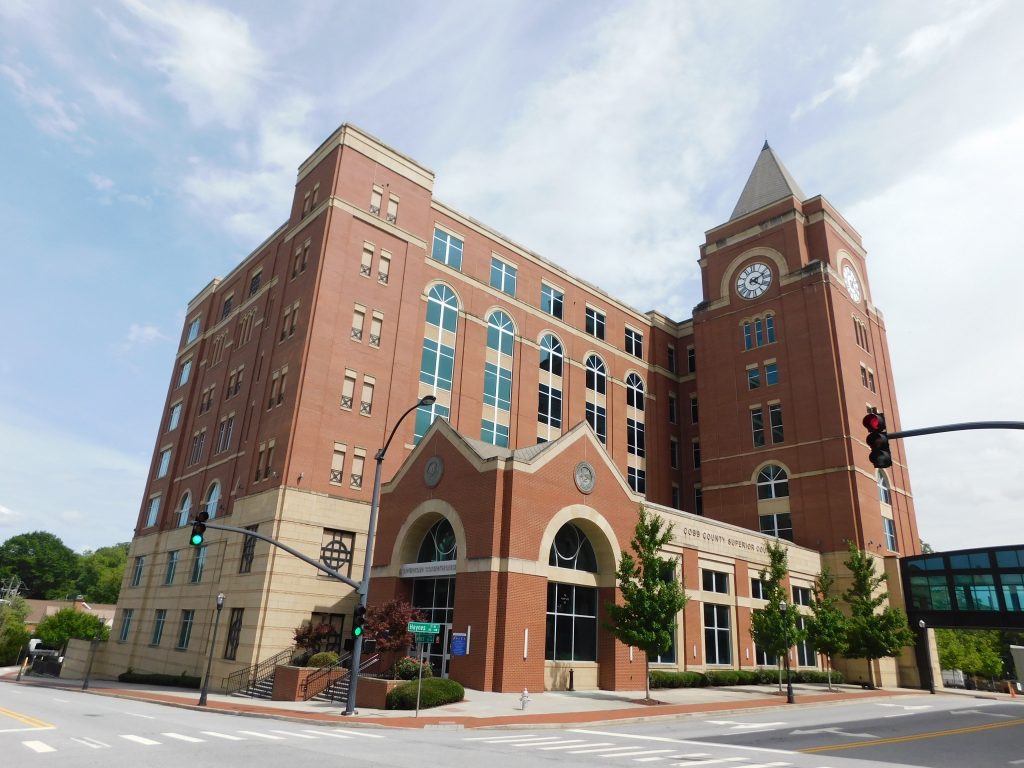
841,542,915,688
365,599,425,678
605,505,687,701
34,608,109,650
0,532,79,599
805,566,847,690
750,541,803,692
937,629,1005,683
75,543,129,604
0,592,30,664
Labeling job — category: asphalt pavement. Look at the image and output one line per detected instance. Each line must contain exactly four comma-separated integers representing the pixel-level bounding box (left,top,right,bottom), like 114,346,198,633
1,665,1015,730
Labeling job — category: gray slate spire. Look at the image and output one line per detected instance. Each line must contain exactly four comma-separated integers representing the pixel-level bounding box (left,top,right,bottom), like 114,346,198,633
729,141,806,221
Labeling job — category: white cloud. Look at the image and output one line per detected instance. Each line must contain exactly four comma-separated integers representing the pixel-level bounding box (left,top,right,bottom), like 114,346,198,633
791,46,880,119
82,79,149,123
0,61,82,138
117,0,266,128
898,1,1001,67
0,503,23,528
117,323,167,353
88,172,115,192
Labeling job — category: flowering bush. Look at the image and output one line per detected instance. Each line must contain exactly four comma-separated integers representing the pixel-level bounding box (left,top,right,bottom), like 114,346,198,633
390,656,433,680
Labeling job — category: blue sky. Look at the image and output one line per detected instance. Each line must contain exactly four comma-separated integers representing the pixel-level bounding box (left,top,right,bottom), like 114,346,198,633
1,0,1021,553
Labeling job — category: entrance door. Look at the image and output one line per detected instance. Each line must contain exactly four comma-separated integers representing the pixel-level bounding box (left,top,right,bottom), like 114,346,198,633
411,577,455,678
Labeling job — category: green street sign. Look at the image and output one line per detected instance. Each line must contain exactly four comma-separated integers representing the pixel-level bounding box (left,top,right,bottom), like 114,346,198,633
413,632,435,644
407,621,441,634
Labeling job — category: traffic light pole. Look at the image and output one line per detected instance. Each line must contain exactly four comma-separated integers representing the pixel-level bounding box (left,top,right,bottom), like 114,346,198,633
887,421,1024,440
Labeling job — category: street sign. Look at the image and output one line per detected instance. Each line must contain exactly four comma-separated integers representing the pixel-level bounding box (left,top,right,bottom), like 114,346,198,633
407,621,441,634
413,632,435,644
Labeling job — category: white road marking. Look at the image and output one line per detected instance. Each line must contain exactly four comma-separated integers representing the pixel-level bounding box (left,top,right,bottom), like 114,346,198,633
120,734,160,745
51,698,69,703
569,746,649,755
537,740,589,749
600,749,674,758
22,741,56,753
706,720,785,729
791,727,876,738
571,729,796,756
123,712,155,719
544,741,615,751
239,730,285,739
269,729,317,739
516,739,583,747
665,759,747,766
71,736,110,748
303,730,351,739
163,732,206,742
950,708,1012,718
317,728,383,738
200,731,246,740
0,727,55,734
465,734,539,741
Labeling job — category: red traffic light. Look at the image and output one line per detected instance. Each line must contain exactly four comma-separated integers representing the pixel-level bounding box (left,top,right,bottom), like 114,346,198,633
862,412,892,469
862,412,884,432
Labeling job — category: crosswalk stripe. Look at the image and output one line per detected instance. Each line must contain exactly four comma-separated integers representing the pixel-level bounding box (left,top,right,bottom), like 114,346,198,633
163,732,206,743
540,741,609,750
71,737,110,748
465,734,538,741
200,731,246,740
568,746,643,754
120,735,160,745
731,762,791,768
302,730,350,739
500,736,564,744
600,749,673,758
239,730,285,739
516,739,583,747
22,741,55,753
664,759,747,766
323,728,384,739
269,729,317,739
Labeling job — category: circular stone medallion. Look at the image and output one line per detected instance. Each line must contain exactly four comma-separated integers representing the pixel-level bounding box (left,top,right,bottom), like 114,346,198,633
424,456,444,488
574,461,596,494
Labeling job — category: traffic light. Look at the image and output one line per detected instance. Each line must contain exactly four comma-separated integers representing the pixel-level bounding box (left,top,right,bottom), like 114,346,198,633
352,605,366,639
863,412,892,469
190,510,209,546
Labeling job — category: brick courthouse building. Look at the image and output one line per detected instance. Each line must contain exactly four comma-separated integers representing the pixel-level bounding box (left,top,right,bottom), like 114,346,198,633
102,125,920,692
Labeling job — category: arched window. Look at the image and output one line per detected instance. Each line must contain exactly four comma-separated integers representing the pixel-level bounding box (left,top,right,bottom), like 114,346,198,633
417,518,457,562
177,491,192,527
877,470,892,505
425,284,458,332
486,310,515,356
482,310,515,446
548,523,597,572
539,334,563,376
585,355,606,395
538,334,563,439
625,373,644,411
204,481,221,519
416,285,459,442
756,465,789,500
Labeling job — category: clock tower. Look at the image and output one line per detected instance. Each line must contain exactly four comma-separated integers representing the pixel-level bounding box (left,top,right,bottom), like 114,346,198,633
692,142,920,564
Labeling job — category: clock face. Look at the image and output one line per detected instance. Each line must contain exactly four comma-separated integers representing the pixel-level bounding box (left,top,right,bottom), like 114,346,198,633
736,262,772,299
842,264,862,302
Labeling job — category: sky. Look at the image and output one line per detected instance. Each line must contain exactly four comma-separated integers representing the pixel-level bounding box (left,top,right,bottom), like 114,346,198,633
1,0,1022,554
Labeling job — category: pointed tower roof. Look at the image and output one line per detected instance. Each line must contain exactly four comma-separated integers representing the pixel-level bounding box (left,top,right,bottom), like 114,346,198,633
729,141,806,222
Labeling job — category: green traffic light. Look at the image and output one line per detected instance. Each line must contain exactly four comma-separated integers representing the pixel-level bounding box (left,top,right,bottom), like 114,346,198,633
353,626,363,637
191,533,204,546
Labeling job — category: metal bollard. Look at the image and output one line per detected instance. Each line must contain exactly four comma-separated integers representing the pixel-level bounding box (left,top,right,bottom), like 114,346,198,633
568,668,575,691
520,688,531,710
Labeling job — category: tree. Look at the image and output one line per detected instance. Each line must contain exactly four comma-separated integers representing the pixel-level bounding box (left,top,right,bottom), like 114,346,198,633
365,599,425,678
605,505,687,701
841,541,915,688
34,608,109,650
805,566,847,691
750,541,802,692
937,629,1005,684
0,532,79,599
75,543,129,604
0,589,30,665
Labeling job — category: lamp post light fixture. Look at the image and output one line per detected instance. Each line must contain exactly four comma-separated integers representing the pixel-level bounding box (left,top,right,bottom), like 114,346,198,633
345,395,437,716
918,619,936,694
779,600,795,704
198,592,226,707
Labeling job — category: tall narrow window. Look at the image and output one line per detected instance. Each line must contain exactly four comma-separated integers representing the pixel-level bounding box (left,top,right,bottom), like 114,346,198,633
386,194,399,224
145,495,161,528
351,450,365,490
704,604,731,665
625,327,643,359
370,185,383,215
769,403,784,443
186,318,200,345
239,525,258,574
191,546,207,583
489,257,517,296
130,556,145,587
177,609,195,649
690,396,699,424
667,346,676,373
585,307,606,340
351,306,366,341
378,251,391,284
330,443,346,484
585,402,607,444
687,345,696,373
748,366,761,389
360,376,375,416
586,355,607,395
369,312,383,347
151,609,166,645
627,418,645,457
541,284,563,319
224,607,244,660
118,608,133,642
668,393,677,424
625,373,645,411
431,229,463,269
877,470,892,505
628,467,646,493
692,440,701,469
157,447,171,478
585,354,608,444
165,550,179,584
765,362,779,385
341,370,356,410
178,357,193,387
481,310,514,447
751,407,765,447
416,284,458,443
538,334,563,441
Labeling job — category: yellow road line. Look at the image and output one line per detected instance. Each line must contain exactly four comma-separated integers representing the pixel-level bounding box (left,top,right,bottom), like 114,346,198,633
0,706,54,729
801,717,1024,753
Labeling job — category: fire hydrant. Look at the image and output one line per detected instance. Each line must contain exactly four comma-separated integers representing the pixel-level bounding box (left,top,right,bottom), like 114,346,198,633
520,688,531,710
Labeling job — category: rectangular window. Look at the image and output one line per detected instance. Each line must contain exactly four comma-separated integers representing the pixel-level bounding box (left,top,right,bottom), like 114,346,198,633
165,550,179,585
330,443,346,485
118,608,133,642
690,396,699,424
765,362,779,386
187,430,206,465
240,525,258,573
867,370,876,393
670,438,679,469
667,346,676,373
431,228,463,269
884,517,898,552
370,185,382,214
625,327,644,359
248,270,262,297
747,367,760,389
668,393,677,424
221,294,234,320
386,194,399,224
704,604,731,665
351,306,365,341
766,315,776,343
687,345,696,373
156,448,171,478
702,570,730,594
414,401,449,444
420,339,456,390
755,318,764,346
759,512,793,541
215,415,234,454
626,418,645,457
167,402,182,431
378,251,391,284
910,575,952,611
743,322,753,350
585,307,606,340
145,495,161,528
692,440,701,469
130,556,145,587
796,616,815,666
483,363,512,411
177,357,192,387
489,257,517,296
792,586,813,606
360,377,375,416
751,407,765,447
1001,574,1024,612
293,242,309,278
671,485,681,508
585,402,607,444
954,574,999,611
351,451,365,489
538,383,562,428
861,365,869,388
177,609,195,649
341,370,356,410
151,609,166,645
369,312,383,347
541,284,564,319
481,419,510,447
694,486,703,515
769,403,784,443
751,578,766,600
224,607,244,660
359,243,374,278
627,466,646,493
545,582,598,662
186,318,200,344
190,546,207,583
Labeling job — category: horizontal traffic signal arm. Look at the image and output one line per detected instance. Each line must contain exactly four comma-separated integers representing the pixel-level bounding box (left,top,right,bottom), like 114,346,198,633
883,420,1024,440
195,520,361,591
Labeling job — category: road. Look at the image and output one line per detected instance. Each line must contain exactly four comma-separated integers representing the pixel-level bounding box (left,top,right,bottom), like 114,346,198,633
1,684,1022,768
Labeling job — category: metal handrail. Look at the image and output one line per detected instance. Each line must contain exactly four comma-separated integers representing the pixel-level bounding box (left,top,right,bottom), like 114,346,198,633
300,654,349,701
327,653,380,703
224,646,294,695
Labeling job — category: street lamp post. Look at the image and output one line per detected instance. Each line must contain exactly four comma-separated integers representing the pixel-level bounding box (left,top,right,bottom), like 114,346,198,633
918,619,936,694
345,395,436,716
198,593,225,706
779,600,795,704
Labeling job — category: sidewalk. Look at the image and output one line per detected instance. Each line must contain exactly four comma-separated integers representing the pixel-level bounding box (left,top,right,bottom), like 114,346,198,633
1,666,1009,730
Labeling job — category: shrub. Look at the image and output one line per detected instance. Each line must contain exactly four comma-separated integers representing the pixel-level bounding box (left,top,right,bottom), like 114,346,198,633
705,670,740,686
117,671,201,689
386,677,464,709
732,669,761,685
794,669,844,684
390,656,433,680
307,651,339,668
649,670,707,689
